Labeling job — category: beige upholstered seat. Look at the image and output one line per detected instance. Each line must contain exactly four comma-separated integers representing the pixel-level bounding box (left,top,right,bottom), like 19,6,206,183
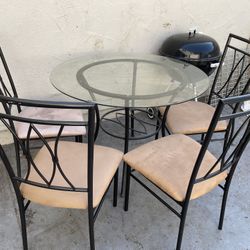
15,107,86,139
159,101,228,134
20,141,123,209
123,134,227,202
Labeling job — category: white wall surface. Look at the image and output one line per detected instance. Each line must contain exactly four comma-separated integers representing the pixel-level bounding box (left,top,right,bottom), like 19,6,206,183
0,0,250,134
1,0,250,97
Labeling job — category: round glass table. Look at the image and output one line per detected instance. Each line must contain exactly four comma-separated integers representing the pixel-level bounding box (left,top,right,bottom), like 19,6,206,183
51,53,210,195
51,53,210,140
51,53,209,109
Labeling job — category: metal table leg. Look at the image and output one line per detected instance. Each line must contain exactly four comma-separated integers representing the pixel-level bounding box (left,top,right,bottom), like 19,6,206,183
120,107,130,196
130,109,135,137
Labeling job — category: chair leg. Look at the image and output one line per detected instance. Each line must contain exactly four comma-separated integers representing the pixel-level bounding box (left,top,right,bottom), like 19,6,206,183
17,198,28,250
124,165,131,211
94,105,100,142
88,209,95,250
14,141,21,177
161,106,171,137
176,202,189,250
155,121,159,139
218,180,231,230
113,169,119,207
161,122,166,137
120,163,126,197
155,110,161,140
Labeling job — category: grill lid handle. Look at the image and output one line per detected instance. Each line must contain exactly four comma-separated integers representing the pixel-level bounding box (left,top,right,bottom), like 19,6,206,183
210,62,220,68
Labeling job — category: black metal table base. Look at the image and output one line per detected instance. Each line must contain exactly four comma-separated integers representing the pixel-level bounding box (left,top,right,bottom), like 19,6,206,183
99,107,163,196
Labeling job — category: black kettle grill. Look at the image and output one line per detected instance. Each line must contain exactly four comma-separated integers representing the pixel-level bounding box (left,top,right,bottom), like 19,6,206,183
147,31,221,119
159,31,221,76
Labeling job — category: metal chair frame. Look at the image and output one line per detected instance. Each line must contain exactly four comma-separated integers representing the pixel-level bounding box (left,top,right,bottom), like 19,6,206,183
124,94,250,249
0,46,100,177
0,96,118,250
159,33,250,139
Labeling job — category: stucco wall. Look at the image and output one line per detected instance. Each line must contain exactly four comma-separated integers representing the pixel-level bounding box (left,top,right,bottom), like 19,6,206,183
0,0,250,134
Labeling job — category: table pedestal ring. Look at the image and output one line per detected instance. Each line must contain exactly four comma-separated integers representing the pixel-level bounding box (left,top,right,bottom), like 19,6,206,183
100,108,162,140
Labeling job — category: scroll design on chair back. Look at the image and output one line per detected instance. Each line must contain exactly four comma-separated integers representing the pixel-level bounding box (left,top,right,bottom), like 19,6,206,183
0,96,93,192
208,34,250,106
0,47,90,178
123,93,250,250
187,94,250,202
0,47,21,110
0,95,123,250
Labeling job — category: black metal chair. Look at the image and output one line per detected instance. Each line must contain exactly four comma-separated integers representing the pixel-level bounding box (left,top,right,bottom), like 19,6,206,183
0,95,123,250
0,46,95,176
124,93,250,249
158,33,250,138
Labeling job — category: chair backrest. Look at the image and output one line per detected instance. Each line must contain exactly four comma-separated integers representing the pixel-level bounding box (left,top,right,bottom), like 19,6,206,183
0,47,21,112
0,95,96,206
186,94,250,201
0,47,19,98
208,34,250,106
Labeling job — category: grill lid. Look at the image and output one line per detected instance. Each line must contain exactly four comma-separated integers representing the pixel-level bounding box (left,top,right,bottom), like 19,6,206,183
159,32,221,62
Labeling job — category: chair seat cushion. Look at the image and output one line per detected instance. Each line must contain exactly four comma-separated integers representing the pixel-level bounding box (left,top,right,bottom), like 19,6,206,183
159,101,227,134
20,141,123,209
123,134,227,202
15,107,86,139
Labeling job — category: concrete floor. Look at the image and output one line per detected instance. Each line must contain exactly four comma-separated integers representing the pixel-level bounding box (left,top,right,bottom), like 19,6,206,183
0,112,250,250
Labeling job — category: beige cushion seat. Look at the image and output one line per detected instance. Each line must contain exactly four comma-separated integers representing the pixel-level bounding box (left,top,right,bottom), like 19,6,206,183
159,101,228,134
15,107,86,139
20,141,123,209
123,134,227,202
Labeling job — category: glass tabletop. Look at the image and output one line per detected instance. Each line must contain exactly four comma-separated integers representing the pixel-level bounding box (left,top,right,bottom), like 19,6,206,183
50,53,210,108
